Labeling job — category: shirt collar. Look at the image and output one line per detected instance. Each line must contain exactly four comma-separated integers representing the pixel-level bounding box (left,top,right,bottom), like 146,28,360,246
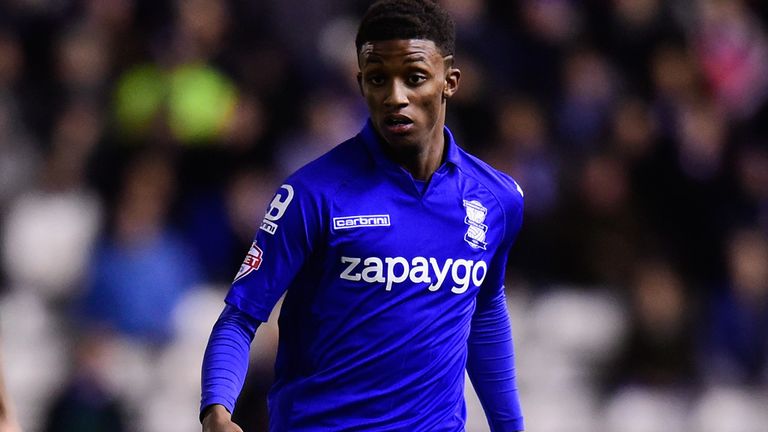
359,119,462,171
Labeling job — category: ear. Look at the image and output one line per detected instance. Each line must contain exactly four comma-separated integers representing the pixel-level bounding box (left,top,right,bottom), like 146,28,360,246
443,66,460,100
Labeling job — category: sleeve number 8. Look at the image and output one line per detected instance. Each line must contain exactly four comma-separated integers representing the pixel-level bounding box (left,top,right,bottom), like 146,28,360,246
265,184,295,222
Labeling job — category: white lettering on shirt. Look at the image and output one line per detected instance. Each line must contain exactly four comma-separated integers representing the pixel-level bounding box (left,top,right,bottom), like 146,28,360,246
339,255,488,293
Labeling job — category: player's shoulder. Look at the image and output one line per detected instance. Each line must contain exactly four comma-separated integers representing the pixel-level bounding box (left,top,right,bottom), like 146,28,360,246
283,135,370,195
457,147,524,211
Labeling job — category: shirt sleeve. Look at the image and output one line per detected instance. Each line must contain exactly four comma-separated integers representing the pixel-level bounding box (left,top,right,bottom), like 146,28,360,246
199,304,260,419
467,287,524,431
466,187,524,431
225,180,324,322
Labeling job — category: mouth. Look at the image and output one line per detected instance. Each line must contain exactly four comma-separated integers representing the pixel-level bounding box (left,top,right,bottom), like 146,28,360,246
383,115,414,134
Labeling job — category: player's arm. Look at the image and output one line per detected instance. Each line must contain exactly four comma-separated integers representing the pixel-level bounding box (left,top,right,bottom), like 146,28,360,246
466,187,524,432
200,305,259,431
466,285,524,432
200,180,324,429
202,404,242,432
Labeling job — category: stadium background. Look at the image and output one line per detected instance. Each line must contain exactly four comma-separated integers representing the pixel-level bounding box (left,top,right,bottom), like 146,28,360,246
1,0,768,430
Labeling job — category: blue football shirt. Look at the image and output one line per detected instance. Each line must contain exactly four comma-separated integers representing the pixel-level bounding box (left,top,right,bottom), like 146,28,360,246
225,121,524,431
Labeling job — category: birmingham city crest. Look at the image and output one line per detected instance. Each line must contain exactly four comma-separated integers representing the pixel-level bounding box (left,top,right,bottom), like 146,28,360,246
463,200,488,250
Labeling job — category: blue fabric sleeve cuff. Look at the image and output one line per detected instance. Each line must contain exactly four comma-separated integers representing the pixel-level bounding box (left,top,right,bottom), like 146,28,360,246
200,305,260,422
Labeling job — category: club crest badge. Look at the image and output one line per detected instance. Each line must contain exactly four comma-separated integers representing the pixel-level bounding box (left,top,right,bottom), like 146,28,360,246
234,242,263,282
463,200,488,250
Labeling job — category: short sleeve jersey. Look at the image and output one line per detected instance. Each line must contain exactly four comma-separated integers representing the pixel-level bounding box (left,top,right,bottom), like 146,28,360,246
225,121,524,431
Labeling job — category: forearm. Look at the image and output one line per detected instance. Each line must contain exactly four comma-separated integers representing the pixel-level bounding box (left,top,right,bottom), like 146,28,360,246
467,290,524,432
200,304,260,421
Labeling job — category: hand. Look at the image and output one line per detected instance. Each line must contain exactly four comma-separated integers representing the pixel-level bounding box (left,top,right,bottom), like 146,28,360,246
202,405,243,432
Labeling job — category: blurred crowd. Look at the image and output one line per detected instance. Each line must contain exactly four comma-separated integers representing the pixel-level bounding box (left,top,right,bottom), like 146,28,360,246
0,0,767,431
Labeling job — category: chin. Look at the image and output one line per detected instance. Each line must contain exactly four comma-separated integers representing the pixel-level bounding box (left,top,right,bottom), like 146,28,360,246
381,133,422,152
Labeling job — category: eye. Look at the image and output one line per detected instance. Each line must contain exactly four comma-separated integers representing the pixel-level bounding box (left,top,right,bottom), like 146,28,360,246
366,75,385,86
407,74,427,85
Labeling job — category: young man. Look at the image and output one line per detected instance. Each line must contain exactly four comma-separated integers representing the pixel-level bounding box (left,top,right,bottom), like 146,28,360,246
201,1,525,431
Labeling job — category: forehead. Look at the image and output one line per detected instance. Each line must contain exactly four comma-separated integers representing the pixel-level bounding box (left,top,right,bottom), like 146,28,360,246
358,39,443,66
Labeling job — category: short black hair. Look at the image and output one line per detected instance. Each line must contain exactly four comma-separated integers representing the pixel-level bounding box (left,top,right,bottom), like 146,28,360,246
356,0,456,57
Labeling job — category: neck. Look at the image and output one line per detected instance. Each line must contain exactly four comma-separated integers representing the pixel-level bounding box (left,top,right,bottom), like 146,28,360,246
396,138,445,181
382,124,446,181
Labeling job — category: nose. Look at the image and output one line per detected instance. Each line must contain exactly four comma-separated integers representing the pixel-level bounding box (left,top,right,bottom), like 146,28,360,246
384,79,408,108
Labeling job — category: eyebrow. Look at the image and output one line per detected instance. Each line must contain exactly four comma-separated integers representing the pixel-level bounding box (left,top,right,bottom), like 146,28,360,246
360,54,431,66
404,56,428,64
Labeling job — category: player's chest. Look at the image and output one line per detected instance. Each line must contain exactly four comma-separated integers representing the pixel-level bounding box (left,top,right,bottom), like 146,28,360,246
325,178,503,262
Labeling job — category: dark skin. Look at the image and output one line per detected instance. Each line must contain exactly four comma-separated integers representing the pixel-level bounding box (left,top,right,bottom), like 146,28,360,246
357,39,461,181
202,405,242,432
201,38,461,431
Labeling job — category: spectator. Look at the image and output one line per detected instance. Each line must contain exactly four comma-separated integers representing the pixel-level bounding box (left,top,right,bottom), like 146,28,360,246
41,332,128,432
603,259,698,393
1,100,102,301
701,228,768,385
78,152,199,344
